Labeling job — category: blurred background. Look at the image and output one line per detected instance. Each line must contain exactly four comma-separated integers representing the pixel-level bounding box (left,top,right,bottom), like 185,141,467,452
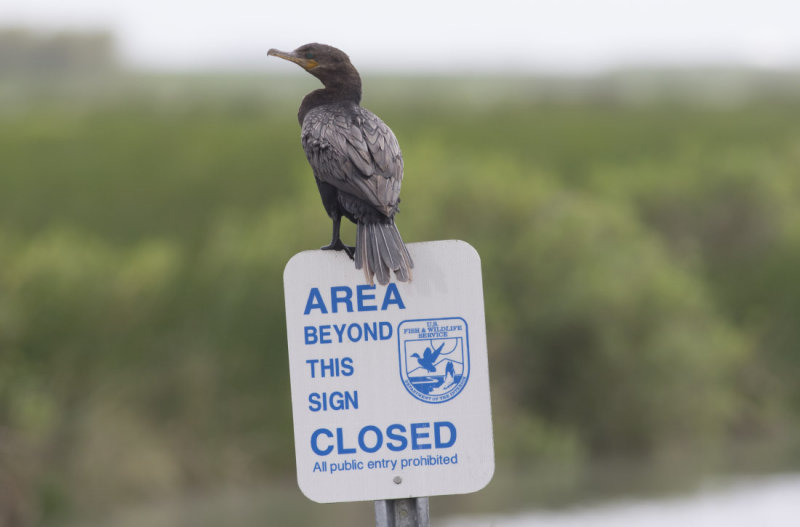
2,1,800,525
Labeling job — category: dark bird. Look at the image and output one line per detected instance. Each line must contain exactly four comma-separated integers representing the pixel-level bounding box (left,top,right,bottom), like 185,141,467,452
411,342,446,373
268,43,413,285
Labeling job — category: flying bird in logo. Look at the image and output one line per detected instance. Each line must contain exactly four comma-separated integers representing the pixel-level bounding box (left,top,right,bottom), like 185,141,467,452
410,342,446,372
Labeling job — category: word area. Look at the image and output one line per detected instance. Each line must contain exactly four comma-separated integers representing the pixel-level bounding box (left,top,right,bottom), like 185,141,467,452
303,284,405,315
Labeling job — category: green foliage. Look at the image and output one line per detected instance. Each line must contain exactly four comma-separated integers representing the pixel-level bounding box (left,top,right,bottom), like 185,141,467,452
2,75,800,521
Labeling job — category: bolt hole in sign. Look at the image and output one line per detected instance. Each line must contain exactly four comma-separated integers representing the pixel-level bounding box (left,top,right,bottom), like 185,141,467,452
283,240,495,503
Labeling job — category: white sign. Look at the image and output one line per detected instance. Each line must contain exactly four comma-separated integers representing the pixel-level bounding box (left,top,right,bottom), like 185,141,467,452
283,240,494,503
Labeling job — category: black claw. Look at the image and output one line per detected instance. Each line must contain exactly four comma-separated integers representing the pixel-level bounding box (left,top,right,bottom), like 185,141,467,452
321,239,355,260
320,242,339,251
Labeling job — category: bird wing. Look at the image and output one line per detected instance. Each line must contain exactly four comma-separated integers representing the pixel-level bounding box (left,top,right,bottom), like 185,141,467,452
301,104,403,217
430,342,445,361
422,347,432,361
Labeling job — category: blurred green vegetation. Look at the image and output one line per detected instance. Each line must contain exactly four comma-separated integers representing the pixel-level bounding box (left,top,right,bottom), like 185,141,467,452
2,70,800,525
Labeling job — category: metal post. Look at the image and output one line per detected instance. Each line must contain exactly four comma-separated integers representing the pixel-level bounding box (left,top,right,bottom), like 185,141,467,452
375,497,430,527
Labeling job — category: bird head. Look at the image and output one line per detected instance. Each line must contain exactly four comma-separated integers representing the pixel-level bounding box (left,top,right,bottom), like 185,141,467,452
267,42,355,83
268,43,360,90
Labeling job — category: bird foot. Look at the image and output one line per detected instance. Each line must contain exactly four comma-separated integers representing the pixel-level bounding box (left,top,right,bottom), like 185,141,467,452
321,240,355,260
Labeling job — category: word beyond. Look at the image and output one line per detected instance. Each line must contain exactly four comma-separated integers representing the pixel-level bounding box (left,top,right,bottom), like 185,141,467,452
305,321,392,345
303,284,405,315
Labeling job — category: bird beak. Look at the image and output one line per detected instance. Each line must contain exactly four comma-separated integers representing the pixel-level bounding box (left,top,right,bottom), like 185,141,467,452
268,48,318,70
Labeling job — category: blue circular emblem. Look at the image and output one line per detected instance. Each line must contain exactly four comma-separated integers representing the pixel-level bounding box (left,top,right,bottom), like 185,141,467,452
398,317,470,404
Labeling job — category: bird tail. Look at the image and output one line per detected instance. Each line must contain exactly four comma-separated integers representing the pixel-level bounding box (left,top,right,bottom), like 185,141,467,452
354,221,414,286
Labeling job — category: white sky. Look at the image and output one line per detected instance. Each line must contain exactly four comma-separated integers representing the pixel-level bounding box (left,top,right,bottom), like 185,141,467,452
1,0,799,73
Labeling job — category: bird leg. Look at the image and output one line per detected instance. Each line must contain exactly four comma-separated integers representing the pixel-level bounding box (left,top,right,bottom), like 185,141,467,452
321,215,355,259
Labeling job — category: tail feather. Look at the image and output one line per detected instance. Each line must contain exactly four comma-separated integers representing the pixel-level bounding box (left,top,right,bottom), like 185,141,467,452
355,223,370,284
370,226,389,286
355,221,413,285
388,222,412,282
377,225,398,272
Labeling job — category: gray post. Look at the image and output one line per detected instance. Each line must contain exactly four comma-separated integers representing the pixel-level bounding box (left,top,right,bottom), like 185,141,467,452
375,498,430,527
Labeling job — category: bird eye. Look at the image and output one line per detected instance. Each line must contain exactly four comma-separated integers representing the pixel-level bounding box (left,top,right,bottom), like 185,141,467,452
304,52,314,59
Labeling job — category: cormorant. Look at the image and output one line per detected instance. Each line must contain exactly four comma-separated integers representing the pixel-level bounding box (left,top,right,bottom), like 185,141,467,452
268,43,413,285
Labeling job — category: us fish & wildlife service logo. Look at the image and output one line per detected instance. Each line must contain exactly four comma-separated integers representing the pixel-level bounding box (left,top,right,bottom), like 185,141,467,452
398,317,470,403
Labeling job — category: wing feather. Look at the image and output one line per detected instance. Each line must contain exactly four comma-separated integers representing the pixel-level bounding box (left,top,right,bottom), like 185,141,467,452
301,104,403,217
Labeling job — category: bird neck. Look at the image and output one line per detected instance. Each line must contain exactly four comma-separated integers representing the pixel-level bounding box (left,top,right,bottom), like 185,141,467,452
298,69,362,124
